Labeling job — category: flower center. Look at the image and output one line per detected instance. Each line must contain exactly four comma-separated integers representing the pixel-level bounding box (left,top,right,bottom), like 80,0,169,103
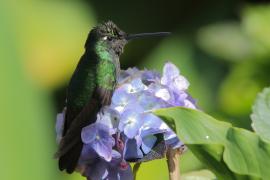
119,161,129,170
96,135,100,140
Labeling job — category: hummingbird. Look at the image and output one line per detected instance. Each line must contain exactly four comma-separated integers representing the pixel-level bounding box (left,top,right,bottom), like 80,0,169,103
56,21,170,173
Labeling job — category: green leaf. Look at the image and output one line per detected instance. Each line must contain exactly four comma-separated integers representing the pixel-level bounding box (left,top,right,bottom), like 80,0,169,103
155,107,270,179
251,87,270,142
181,169,216,180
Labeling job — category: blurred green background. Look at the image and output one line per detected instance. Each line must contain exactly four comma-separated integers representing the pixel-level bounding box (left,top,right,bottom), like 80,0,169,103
1,0,270,179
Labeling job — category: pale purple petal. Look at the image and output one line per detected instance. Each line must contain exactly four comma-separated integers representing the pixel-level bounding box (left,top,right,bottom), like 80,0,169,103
140,113,166,136
118,165,133,180
138,92,169,111
126,67,140,75
84,160,108,180
55,112,65,144
164,130,184,149
148,83,172,102
106,163,133,180
78,144,98,165
141,135,157,154
111,89,137,113
92,140,113,161
124,138,143,159
97,107,120,131
81,124,98,144
161,62,180,85
81,123,114,161
120,78,146,93
171,75,189,91
111,150,121,159
184,99,196,109
124,124,140,139
141,70,161,85
119,108,143,138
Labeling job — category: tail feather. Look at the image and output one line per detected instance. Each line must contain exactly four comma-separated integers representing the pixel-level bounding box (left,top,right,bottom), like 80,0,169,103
59,142,83,173
57,98,100,173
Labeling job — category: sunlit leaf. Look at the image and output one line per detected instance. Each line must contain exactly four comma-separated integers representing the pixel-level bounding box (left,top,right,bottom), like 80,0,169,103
251,87,270,142
155,107,270,179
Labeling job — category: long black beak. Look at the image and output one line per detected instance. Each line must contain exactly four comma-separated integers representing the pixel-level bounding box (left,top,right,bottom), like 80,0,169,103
126,32,171,41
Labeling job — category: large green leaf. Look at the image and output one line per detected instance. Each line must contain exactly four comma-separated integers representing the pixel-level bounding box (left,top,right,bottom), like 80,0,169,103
155,107,270,179
251,87,270,142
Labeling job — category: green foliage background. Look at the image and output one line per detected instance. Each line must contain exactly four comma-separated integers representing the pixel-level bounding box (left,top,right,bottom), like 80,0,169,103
1,0,269,179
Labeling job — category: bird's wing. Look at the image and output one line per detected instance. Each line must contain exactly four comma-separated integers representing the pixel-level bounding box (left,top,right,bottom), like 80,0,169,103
56,97,100,173
57,55,98,173
57,60,117,173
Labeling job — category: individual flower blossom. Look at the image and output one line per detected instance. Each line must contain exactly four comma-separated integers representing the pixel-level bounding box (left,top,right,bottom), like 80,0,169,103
82,150,133,180
120,78,147,94
118,106,144,139
161,62,190,92
111,89,137,113
96,107,121,133
81,123,115,161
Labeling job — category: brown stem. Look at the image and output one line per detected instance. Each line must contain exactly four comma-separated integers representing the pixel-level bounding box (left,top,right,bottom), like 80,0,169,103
166,148,181,180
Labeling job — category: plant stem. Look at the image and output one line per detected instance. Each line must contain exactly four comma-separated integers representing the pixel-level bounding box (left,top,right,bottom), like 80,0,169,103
133,162,141,179
166,148,181,180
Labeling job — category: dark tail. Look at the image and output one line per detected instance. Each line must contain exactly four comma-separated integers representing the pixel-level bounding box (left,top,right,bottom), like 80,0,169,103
56,98,100,173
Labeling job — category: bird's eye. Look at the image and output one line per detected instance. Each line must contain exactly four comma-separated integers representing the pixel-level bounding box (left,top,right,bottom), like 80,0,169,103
102,36,113,41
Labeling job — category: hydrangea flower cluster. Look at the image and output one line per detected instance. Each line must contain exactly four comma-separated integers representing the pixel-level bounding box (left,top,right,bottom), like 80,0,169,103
56,62,196,180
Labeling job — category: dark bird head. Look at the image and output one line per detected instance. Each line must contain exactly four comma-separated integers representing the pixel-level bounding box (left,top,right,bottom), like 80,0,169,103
85,20,170,56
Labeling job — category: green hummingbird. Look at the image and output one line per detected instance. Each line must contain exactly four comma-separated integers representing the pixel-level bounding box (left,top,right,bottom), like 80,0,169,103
56,21,170,173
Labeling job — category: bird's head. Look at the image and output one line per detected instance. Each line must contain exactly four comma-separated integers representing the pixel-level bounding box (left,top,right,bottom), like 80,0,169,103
85,21,170,56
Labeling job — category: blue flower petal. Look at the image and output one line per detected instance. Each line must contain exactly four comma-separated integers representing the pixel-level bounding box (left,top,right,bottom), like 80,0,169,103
124,138,143,159
118,164,134,180
161,62,180,85
119,108,143,138
81,124,98,144
141,135,157,154
84,160,108,180
92,139,113,161
121,78,146,93
141,70,161,85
